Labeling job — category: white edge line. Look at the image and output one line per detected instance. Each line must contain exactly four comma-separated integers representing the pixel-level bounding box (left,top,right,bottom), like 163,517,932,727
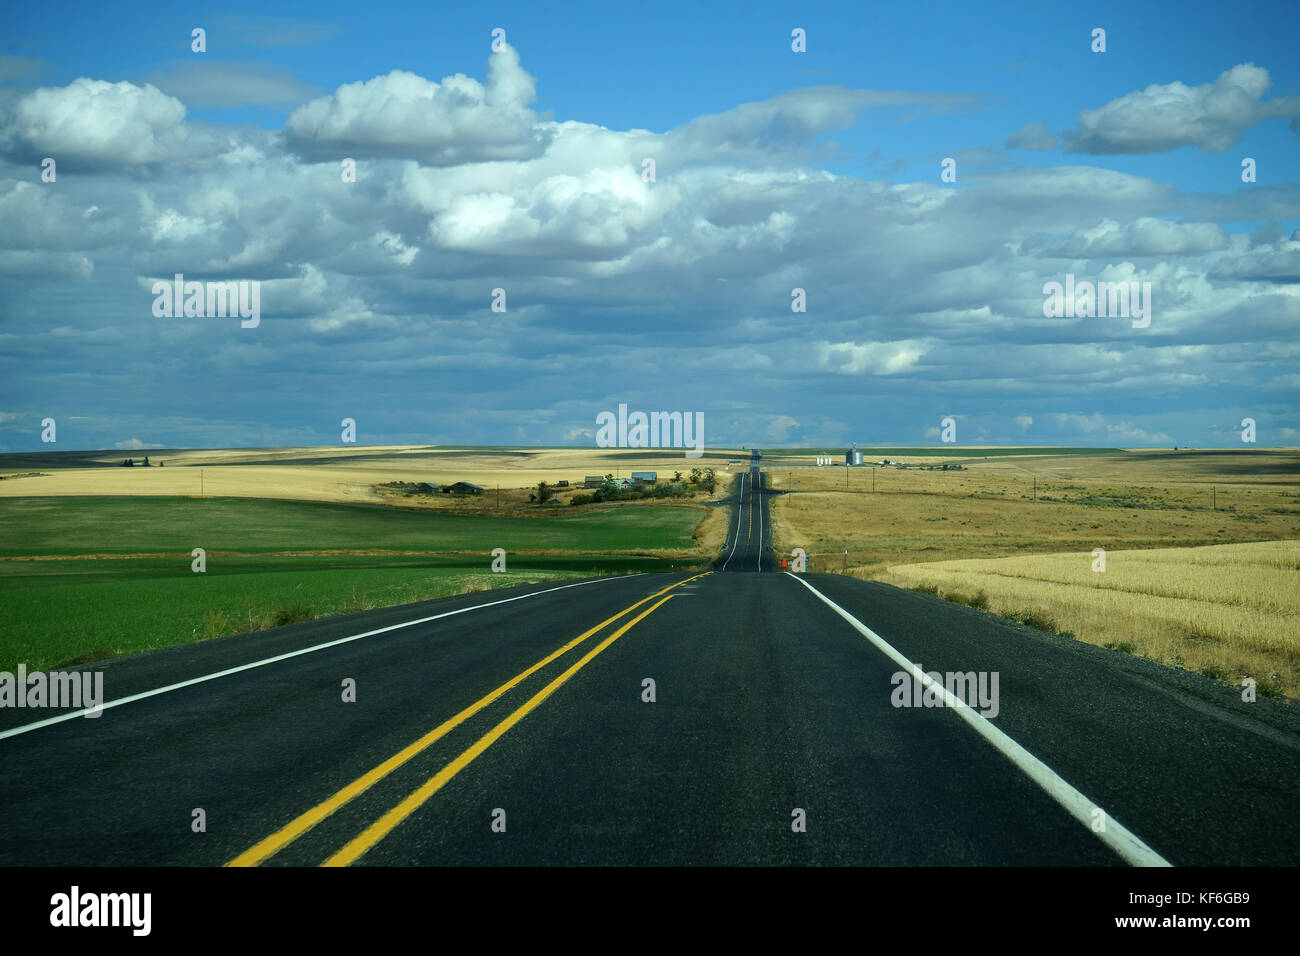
0,574,641,742
722,471,745,571
728,470,738,567
784,572,1172,868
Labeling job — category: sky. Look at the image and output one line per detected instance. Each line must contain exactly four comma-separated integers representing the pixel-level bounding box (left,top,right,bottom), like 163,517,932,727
1,0,1297,452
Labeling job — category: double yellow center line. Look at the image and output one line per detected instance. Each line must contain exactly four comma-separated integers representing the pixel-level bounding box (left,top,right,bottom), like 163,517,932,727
226,572,708,867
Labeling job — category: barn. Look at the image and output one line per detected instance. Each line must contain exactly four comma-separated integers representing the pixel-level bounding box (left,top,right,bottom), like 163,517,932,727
444,481,484,495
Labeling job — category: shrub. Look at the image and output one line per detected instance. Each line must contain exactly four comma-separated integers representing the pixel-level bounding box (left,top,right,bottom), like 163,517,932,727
1256,676,1284,698
273,603,315,627
1011,609,1058,632
200,608,231,640
339,591,373,614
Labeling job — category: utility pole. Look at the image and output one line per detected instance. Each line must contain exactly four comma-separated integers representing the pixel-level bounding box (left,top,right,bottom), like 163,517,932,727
1212,485,1216,511
1033,476,1036,501
201,468,204,497
497,484,500,511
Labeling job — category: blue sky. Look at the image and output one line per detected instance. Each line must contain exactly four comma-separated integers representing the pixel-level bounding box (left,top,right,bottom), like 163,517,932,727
1,0,1297,451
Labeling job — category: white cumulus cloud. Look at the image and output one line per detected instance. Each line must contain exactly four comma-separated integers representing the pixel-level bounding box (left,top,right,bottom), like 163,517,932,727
1,78,188,165
283,45,551,164
1063,63,1300,154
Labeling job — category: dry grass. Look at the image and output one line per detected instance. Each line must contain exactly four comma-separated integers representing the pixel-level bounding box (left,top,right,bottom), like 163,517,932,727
338,588,377,614
874,541,1300,699
693,502,734,555
200,608,231,641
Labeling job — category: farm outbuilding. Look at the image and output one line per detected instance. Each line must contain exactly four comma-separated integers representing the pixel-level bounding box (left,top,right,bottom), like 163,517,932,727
444,481,484,495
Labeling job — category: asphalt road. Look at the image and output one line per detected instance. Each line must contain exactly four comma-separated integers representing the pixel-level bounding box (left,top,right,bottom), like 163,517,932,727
2,464,1297,866
720,456,771,573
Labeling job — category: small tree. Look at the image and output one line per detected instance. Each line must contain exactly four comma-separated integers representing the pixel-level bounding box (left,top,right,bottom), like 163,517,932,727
600,477,620,499
143,456,150,467
673,471,683,483
703,468,717,494
537,481,552,505
689,467,702,485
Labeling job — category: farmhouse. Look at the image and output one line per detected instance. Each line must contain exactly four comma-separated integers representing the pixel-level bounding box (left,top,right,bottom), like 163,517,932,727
584,476,604,488
444,481,484,495
630,471,657,485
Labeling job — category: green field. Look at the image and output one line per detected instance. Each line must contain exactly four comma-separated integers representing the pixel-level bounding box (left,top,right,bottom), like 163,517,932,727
0,496,702,556
0,497,706,671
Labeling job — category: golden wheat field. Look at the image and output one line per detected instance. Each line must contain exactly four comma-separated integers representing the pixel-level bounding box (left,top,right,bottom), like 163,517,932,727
876,541,1300,699
768,449,1300,575
0,445,744,508
766,449,1300,698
